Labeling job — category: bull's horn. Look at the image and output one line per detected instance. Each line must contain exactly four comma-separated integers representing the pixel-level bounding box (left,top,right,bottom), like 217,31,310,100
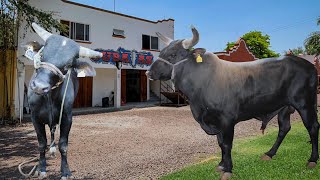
79,46,103,58
32,23,52,42
182,25,199,49
156,32,173,46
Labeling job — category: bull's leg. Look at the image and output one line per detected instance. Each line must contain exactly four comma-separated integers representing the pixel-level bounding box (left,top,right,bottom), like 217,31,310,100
59,115,72,178
298,107,319,168
219,127,235,180
49,125,57,157
216,133,225,172
32,120,47,178
262,107,291,160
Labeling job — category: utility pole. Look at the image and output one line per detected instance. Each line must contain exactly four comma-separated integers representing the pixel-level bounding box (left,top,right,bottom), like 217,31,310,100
114,0,116,12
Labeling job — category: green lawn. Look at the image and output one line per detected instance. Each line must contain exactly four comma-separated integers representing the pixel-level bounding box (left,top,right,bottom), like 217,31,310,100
160,122,320,180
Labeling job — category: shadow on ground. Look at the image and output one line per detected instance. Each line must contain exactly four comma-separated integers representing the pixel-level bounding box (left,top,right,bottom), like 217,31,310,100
0,123,38,179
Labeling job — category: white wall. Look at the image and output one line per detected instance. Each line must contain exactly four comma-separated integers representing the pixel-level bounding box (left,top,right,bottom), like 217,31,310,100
92,68,116,107
150,80,160,97
150,80,172,102
24,65,34,86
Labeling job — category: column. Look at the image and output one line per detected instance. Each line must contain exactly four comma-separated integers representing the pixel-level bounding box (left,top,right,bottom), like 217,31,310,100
147,78,150,100
14,60,25,121
114,69,121,108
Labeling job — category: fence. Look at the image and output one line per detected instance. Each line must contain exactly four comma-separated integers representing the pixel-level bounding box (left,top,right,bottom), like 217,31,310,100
0,49,17,120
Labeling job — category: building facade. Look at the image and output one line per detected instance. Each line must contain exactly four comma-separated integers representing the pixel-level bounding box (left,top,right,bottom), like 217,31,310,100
298,54,320,74
15,0,174,118
214,38,257,62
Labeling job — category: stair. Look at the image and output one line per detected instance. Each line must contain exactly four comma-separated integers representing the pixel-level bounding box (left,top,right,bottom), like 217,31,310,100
160,81,188,106
149,91,160,102
160,92,187,104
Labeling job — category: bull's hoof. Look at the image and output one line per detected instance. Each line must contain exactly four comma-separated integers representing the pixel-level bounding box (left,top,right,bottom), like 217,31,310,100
220,172,232,180
61,176,74,180
33,170,39,177
215,165,224,172
260,154,272,161
307,162,317,169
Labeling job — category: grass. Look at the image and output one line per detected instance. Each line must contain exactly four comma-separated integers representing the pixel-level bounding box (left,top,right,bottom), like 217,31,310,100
160,122,320,180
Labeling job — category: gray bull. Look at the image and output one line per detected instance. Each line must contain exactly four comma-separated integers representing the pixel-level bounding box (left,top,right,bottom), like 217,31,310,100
146,27,319,179
24,23,119,179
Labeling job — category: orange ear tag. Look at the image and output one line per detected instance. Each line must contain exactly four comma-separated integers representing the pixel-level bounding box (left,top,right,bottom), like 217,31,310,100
196,54,203,63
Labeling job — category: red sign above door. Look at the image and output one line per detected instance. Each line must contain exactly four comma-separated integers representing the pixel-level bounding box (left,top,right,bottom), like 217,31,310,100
91,47,153,68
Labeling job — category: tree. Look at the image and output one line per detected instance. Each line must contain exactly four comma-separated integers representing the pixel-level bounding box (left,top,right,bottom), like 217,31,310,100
225,42,236,50
0,0,66,121
283,47,305,56
225,31,279,59
304,17,320,56
0,0,66,49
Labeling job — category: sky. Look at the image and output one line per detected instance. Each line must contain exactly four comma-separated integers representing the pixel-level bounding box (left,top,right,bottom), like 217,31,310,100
73,0,320,54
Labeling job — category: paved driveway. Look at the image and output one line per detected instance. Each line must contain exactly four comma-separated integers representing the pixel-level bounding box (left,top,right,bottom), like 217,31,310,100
0,106,300,179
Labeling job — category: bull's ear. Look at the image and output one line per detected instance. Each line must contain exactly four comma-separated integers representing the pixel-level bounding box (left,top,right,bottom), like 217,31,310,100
75,61,96,77
192,48,206,58
21,41,43,52
21,41,43,61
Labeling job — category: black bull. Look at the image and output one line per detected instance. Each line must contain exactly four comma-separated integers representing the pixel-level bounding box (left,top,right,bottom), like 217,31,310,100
146,27,320,179
23,23,120,179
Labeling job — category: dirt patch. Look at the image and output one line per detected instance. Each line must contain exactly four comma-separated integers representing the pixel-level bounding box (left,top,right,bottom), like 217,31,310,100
0,105,303,179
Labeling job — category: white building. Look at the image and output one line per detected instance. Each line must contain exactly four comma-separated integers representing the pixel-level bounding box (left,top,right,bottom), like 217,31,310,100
15,0,174,118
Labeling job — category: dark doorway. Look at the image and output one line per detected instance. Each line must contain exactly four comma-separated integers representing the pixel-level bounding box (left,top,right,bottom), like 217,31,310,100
126,70,141,102
73,77,93,108
140,70,147,102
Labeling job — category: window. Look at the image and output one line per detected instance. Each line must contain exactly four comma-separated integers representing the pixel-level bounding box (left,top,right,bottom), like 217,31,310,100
113,29,125,37
142,35,150,49
151,36,158,50
142,35,158,50
60,20,90,42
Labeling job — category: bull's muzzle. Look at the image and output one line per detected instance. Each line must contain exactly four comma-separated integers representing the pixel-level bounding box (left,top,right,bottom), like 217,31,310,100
30,79,50,95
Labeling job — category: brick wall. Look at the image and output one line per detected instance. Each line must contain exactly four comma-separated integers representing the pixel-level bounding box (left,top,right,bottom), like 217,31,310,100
215,38,256,62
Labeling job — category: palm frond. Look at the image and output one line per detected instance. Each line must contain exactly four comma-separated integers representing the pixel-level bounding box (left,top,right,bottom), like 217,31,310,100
304,31,320,56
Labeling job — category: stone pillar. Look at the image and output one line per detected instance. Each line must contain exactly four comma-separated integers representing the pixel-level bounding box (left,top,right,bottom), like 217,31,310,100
14,60,25,121
147,78,150,100
114,68,121,108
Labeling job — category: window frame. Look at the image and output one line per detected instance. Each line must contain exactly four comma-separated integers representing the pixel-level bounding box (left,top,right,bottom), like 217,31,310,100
150,36,159,51
113,29,125,36
112,28,126,39
61,20,91,43
142,34,159,51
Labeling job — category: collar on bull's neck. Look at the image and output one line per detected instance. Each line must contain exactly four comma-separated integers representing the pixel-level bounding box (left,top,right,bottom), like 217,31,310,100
156,57,189,80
